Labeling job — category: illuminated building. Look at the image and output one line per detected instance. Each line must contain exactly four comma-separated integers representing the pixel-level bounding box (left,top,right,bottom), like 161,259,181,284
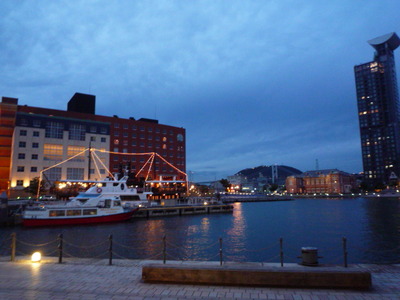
354,32,400,184
0,93,186,197
286,169,356,194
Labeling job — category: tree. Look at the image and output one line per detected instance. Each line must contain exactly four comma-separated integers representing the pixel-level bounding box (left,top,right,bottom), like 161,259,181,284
24,177,45,197
219,179,231,192
269,184,279,193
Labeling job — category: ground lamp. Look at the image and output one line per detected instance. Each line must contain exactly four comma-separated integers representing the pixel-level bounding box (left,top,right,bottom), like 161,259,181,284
31,252,41,262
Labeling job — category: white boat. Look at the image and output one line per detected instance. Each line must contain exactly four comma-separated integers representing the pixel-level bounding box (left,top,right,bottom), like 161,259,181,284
22,176,153,227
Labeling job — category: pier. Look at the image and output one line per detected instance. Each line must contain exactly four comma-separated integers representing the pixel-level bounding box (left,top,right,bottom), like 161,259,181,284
133,204,233,218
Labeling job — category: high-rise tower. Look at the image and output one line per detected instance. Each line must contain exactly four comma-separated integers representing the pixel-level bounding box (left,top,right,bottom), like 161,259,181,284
355,32,400,185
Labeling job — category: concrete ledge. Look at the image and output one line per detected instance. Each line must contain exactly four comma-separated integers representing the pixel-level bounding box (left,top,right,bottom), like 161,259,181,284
142,264,372,289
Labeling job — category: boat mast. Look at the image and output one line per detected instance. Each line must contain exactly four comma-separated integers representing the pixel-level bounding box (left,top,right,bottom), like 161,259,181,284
88,142,92,180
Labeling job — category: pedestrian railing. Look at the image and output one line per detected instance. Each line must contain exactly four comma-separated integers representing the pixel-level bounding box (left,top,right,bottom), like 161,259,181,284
1,233,399,266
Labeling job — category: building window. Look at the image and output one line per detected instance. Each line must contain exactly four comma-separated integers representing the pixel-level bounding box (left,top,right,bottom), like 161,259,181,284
90,126,97,133
123,132,128,137
100,127,107,134
69,124,86,141
44,144,63,161
16,180,24,186
45,121,64,139
33,120,41,127
18,153,25,159
67,146,85,162
17,166,24,172
114,123,120,128
131,141,136,146
32,142,39,148
100,169,106,174
19,141,26,148
31,167,37,172
43,167,62,181
90,136,96,142
20,130,27,136
67,168,84,180
20,119,28,126
101,137,106,143
33,131,40,137
123,124,128,129
132,125,137,130
32,154,38,160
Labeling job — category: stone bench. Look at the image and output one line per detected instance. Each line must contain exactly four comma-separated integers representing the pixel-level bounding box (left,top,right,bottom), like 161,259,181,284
142,263,372,290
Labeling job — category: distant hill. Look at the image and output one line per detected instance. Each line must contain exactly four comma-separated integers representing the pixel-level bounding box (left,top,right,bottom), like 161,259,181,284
235,165,302,185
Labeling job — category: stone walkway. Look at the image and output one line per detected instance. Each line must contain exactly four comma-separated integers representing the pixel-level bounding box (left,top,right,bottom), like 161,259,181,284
0,257,399,299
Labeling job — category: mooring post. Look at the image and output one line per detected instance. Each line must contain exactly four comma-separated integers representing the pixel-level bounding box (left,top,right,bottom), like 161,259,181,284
280,237,284,267
108,234,113,265
58,234,63,264
342,237,348,268
219,237,223,266
10,232,16,262
163,235,166,264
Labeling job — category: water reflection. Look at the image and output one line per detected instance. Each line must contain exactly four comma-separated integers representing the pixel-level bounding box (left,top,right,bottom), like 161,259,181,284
362,198,400,263
225,203,247,260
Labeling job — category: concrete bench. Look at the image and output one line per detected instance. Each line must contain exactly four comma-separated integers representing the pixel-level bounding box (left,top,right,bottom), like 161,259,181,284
142,263,372,290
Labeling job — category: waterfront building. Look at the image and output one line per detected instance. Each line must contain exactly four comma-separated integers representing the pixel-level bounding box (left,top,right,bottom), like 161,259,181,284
286,169,357,194
0,93,186,197
354,32,400,185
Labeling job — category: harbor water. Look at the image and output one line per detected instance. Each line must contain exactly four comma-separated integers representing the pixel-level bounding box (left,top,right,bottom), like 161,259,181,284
1,197,399,264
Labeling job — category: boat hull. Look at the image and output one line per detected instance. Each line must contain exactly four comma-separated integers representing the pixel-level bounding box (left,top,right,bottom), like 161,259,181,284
22,209,138,227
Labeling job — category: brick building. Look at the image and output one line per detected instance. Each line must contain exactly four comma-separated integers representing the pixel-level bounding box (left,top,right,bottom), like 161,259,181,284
286,169,357,194
0,93,186,197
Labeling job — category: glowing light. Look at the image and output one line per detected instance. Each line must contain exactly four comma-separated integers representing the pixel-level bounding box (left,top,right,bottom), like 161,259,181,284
31,252,41,262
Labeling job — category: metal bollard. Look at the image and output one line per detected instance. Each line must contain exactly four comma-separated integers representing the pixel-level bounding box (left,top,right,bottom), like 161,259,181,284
342,237,348,268
10,232,16,262
109,234,113,265
163,235,166,264
279,237,284,267
219,237,223,266
58,234,63,264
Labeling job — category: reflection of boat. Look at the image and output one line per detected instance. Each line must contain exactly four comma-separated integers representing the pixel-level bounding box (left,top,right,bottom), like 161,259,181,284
23,176,150,227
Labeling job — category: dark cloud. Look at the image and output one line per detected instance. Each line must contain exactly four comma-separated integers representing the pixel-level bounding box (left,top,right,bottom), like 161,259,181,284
1,0,399,181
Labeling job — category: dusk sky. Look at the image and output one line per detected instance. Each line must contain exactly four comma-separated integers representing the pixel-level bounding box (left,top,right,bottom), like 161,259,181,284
1,1,400,181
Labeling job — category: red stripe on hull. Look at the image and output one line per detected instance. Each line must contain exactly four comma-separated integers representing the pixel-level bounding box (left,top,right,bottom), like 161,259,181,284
22,209,138,227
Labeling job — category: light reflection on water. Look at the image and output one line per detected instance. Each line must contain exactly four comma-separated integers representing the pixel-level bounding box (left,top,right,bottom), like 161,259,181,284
1,197,399,264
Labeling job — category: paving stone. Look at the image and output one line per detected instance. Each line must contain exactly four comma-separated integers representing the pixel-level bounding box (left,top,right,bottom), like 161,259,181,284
0,258,399,299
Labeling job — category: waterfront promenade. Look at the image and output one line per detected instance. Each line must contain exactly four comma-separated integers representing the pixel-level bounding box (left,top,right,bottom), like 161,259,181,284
0,257,399,299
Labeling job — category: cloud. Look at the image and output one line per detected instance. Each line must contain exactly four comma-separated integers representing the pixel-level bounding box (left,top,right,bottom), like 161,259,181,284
1,0,399,180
